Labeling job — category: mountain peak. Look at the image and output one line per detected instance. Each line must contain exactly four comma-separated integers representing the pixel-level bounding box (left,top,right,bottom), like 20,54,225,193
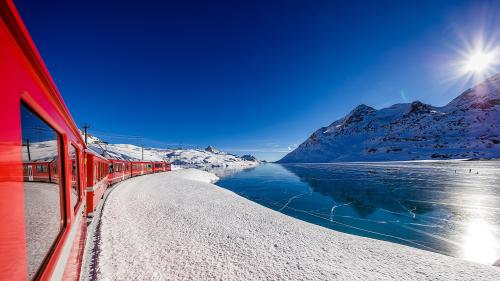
353,104,374,112
346,104,375,118
407,100,434,115
205,145,219,153
279,73,500,163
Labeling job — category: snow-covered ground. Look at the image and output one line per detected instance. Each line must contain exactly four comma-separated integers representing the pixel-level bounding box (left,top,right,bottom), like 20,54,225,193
86,135,259,169
22,140,58,162
82,169,500,280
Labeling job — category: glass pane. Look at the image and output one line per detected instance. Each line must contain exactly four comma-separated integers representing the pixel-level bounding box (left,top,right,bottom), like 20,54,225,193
69,145,79,210
20,104,62,280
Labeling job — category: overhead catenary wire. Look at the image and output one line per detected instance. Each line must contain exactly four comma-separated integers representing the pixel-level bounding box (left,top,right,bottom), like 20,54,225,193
85,127,203,151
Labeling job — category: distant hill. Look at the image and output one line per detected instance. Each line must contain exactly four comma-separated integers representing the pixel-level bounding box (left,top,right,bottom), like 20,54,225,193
86,135,259,169
279,74,500,163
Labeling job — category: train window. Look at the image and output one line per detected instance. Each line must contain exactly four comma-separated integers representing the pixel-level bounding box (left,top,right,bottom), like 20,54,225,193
20,104,63,280
69,145,80,210
35,165,47,173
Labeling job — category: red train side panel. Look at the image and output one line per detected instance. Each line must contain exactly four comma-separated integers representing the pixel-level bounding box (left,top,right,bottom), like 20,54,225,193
85,150,109,215
131,161,151,176
108,159,131,185
153,161,171,173
0,1,87,280
22,160,59,183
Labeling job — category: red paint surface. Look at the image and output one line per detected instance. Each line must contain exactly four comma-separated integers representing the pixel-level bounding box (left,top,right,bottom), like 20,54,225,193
0,1,86,279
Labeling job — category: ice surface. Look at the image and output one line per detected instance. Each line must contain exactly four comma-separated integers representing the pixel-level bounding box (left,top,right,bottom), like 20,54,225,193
217,162,500,265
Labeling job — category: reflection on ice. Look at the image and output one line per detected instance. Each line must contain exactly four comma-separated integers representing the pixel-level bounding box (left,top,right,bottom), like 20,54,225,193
217,161,500,265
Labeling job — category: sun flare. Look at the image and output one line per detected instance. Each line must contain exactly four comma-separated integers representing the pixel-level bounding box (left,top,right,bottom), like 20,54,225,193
464,51,495,74
446,32,500,86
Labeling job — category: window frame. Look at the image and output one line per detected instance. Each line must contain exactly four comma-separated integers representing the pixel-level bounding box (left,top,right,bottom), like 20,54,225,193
20,102,67,280
69,144,81,212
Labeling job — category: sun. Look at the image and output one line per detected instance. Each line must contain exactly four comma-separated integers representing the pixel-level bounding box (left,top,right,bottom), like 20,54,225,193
464,51,494,74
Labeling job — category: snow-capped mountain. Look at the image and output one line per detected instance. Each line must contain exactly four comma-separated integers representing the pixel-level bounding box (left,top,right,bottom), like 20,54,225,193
279,74,500,163
86,136,259,169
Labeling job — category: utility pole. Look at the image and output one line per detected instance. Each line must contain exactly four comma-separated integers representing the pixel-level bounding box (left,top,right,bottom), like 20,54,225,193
82,123,90,145
25,139,31,161
136,135,143,160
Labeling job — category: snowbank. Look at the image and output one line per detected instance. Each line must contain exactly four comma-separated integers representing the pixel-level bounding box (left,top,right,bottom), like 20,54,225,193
82,170,500,280
168,168,219,184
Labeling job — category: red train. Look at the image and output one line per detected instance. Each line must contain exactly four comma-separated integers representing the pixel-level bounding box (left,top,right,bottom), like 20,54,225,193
85,150,109,216
0,2,170,280
86,158,171,216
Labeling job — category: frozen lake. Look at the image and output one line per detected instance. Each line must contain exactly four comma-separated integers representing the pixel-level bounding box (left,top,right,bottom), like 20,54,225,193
216,161,500,265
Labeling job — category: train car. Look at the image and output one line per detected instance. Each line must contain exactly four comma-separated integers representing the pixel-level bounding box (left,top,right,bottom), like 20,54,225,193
155,161,172,173
144,161,153,174
130,161,142,177
153,161,167,173
85,150,109,215
22,158,59,183
125,161,132,178
0,1,87,280
108,159,131,185
130,161,153,176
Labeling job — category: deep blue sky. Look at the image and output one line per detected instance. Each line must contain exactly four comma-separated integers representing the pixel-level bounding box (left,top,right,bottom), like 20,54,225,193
15,0,500,160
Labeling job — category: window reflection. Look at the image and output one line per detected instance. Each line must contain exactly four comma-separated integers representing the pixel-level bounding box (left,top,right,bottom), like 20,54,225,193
70,145,79,210
21,104,63,280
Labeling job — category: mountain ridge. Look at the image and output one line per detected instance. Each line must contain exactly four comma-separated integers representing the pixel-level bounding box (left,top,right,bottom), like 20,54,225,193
279,74,500,163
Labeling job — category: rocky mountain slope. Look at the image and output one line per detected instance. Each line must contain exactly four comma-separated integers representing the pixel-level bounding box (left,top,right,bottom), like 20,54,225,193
279,74,500,163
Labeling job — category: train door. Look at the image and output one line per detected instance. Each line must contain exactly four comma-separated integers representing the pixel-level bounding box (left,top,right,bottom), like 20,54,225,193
141,164,144,175
122,163,125,180
27,165,33,181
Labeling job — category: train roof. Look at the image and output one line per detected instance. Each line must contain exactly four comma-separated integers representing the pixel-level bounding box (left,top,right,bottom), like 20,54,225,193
85,148,109,161
4,1,85,148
